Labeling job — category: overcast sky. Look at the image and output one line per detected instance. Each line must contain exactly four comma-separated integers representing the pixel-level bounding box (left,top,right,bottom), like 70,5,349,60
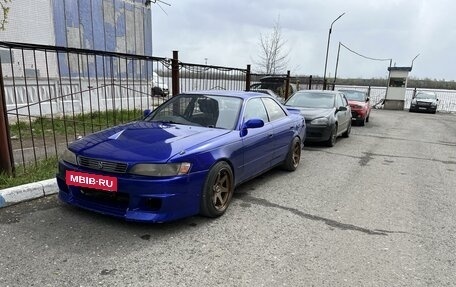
151,0,456,81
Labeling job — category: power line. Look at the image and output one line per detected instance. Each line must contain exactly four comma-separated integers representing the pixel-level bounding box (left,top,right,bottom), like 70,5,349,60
339,42,391,62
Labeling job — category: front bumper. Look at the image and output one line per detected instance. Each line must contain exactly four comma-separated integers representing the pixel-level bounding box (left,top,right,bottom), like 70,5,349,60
351,109,368,120
57,161,207,223
304,123,332,142
410,103,437,112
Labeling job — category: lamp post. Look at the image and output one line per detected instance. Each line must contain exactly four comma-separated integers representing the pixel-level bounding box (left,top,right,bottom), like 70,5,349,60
332,42,342,87
323,12,345,90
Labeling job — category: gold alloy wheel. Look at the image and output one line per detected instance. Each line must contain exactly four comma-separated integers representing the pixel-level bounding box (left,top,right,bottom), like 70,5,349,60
292,140,301,168
212,168,233,211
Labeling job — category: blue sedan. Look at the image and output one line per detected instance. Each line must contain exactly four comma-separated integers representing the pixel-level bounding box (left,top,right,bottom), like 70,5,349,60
57,90,306,222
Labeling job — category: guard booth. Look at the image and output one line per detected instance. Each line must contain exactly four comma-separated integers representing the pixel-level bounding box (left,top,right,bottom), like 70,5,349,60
384,66,412,110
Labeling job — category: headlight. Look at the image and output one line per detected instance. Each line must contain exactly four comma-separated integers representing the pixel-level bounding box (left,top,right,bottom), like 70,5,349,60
431,102,437,106
310,117,329,125
60,148,77,165
130,163,191,176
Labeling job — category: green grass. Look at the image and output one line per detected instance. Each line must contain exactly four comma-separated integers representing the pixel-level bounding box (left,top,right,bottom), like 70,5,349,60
2,109,144,189
0,157,59,189
9,109,143,139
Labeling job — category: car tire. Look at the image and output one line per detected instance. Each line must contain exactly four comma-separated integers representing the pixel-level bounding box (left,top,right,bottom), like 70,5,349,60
282,137,301,171
326,125,337,147
200,161,234,218
342,121,351,138
359,118,365,126
366,114,370,122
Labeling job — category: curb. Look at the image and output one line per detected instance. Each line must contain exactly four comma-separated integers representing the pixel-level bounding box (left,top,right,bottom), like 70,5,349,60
0,179,58,208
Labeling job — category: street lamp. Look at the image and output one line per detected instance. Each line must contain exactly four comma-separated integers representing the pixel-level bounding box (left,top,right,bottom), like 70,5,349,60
323,12,345,90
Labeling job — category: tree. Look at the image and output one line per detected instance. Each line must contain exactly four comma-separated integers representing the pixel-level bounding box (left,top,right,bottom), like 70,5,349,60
0,0,11,31
256,17,289,74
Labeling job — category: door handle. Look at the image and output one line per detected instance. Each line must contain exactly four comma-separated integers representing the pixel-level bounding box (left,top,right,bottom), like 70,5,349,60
268,134,273,138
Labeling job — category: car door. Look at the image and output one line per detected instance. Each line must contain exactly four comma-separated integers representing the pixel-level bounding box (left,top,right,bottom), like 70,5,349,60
261,97,294,166
240,97,274,182
335,93,350,133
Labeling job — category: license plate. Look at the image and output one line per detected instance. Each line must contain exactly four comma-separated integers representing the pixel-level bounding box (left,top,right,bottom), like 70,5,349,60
419,107,427,110
66,170,118,192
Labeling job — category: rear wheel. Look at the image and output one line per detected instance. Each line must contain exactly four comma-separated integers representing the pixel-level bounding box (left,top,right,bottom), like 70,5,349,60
282,137,301,171
200,161,234,218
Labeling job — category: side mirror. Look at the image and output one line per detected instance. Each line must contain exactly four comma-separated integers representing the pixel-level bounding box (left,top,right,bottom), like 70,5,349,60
437,98,439,101
240,118,264,137
143,109,152,118
366,97,370,102
337,106,348,112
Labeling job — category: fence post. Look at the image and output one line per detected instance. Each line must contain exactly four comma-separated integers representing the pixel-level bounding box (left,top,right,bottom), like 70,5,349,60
308,75,312,90
171,50,180,96
284,70,290,100
368,86,371,98
0,66,14,176
245,64,251,91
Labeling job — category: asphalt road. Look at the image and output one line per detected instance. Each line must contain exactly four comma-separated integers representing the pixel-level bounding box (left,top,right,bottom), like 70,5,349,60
1,109,456,287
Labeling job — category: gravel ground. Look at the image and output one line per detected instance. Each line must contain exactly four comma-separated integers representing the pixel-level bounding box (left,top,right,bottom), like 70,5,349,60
1,109,455,287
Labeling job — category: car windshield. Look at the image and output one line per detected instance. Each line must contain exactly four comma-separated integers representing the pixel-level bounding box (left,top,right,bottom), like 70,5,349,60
285,92,335,109
145,94,242,130
341,90,365,101
415,92,436,99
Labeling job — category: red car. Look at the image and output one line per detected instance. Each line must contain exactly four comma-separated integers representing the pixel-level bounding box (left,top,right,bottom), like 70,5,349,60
339,89,372,126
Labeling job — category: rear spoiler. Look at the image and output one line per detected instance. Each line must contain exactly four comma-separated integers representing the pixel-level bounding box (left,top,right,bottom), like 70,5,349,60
285,106,301,115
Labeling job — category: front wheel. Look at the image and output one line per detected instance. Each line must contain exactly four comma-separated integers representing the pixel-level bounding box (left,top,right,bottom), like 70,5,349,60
342,121,351,138
326,125,338,147
200,161,234,218
282,137,302,171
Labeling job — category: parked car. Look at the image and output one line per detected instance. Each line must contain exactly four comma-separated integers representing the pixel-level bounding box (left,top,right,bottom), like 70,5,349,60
284,90,351,147
151,72,169,97
249,88,284,103
57,91,305,223
250,75,298,99
339,89,372,126
409,91,438,113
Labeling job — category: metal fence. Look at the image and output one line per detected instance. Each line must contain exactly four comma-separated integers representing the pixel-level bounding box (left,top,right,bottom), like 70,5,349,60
0,42,251,176
336,85,456,111
2,41,454,177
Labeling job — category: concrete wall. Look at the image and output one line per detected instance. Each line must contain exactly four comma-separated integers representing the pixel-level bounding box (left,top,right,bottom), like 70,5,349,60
0,0,152,79
52,0,151,55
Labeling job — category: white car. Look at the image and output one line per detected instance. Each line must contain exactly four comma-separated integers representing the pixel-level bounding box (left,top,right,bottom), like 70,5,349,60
152,72,169,97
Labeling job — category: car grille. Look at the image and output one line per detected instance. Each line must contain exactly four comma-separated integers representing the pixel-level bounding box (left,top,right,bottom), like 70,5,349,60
417,101,431,106
78,156,128,173
79,188,130,209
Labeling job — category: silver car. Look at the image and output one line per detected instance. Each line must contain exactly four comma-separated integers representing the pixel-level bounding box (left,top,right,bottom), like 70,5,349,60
409,91,438,113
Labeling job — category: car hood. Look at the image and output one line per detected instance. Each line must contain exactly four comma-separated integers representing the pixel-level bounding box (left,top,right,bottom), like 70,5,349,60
414,98,436,103
69,121,230,163
348,100,366,106
287,106,333,120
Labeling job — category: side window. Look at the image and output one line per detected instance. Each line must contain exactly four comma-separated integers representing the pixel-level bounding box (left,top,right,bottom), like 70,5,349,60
336,94,344,108
244,98,268,123
262,97,287,122
341,94,349,106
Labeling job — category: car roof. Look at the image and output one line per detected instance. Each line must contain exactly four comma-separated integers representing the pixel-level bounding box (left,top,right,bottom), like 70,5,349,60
416,91,436,95
338,89,366,93
259,76,287,82
295,90,339,95
183,90,266,100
